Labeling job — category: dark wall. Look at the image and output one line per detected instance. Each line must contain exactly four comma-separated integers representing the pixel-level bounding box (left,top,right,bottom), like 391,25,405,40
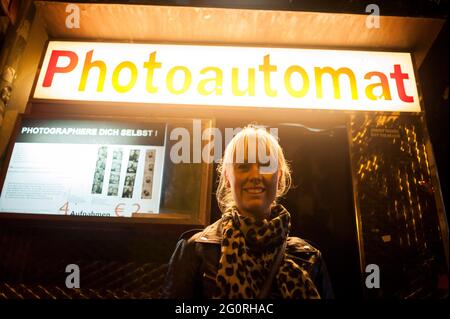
419,20,449,215
0,218,193,297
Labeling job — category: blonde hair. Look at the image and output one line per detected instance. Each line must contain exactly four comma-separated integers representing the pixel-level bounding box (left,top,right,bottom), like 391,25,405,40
216,125,291,213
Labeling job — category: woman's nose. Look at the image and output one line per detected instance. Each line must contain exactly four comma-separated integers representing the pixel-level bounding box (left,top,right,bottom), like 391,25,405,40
248,164,262,182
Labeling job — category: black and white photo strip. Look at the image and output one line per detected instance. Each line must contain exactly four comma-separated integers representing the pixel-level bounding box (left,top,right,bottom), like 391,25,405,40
91,146,108,194
122,149,140,198
141,150,156,199
107,149,123,196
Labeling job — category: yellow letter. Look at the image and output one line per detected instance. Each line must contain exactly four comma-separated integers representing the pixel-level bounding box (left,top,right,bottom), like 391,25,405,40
198,67,223,96
284,66,309,98
167,66,192,95
143,52,162,94
78,50,106,92
232,68,255,96
258,55,277,97
364,71,392,100
315,67,358,100
112,61,138,93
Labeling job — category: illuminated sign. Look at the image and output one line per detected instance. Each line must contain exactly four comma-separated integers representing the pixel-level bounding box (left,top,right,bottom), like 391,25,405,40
33,41,421,112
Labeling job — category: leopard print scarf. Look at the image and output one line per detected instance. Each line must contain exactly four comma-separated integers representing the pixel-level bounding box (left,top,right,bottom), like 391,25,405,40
215,205,320,299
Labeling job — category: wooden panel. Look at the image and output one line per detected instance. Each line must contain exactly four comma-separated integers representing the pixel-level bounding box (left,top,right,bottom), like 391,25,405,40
35,1,444,67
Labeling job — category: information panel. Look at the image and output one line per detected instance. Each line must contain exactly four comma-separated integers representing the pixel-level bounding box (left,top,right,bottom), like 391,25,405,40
0,118,167,217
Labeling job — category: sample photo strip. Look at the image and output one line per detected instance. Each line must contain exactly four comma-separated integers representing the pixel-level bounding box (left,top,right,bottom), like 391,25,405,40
91,146,108,194
107,149,123,196
141,150,156,199
122,149,140,198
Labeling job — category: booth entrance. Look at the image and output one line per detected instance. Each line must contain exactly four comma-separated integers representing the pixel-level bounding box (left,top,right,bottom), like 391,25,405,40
210,118,362,298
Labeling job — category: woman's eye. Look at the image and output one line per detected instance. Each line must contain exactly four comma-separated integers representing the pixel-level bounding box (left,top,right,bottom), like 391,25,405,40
236,163,251,171
259,161,271,167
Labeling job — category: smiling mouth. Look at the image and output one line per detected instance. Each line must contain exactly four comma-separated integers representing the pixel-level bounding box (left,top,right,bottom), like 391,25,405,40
244,187,265,194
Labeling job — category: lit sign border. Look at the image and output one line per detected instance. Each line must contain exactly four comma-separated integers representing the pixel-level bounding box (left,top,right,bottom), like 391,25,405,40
32,41,421,112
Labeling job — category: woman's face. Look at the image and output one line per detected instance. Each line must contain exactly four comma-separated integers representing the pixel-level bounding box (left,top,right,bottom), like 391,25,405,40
226,160,279,221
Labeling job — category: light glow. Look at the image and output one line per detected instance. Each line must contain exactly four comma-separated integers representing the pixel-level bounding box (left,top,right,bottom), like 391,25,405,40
33,41,421,112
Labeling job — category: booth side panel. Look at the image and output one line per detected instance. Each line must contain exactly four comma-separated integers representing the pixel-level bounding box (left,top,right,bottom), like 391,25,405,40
349,113,448,298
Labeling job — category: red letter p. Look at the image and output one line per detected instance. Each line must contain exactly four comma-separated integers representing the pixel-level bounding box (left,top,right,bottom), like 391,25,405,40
43,50,78,87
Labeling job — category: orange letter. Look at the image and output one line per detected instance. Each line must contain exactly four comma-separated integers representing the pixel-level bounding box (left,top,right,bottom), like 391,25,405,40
258,55,277,97
364,71,392,100
284,66,309,98
315,67,358,100
166,66,192,95
112,62,138,93
43,50,78,87
78,50,107,92
143,52,162,94
198,67,223,96
232,68,255,96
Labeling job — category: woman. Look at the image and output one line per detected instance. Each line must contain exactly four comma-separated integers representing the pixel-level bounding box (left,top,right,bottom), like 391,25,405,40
162,125,333,299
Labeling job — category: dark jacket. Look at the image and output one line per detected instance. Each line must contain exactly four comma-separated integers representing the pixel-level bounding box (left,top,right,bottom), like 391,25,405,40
162,219,334,299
